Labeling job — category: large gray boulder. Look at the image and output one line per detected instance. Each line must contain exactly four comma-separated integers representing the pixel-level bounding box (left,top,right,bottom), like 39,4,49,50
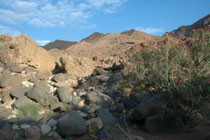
33,81,51,93
0,74,25,88
56,87,72,103
10,88,27,99
144,111,187,133
13,96,34,109
97,108,118,126
27,87,59,106
57,111,86,136
87,90,113,108
132,94,170,121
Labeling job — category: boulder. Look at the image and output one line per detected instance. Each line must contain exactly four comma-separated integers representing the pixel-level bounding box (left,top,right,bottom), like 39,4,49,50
0,110,11,120
97,108,118,126
144,111,187,133
27,87,59,106
87,90,113,108
40,124,51,136
13,96,34,109
132,94,170,121
52,73,76,82
33,81,51,93
0,34,55,73
0,74,26,88
85,118,103,132
10,88,27,99
54,55,95,78
57,111,86,136
24,126,41,140
56,87,72,103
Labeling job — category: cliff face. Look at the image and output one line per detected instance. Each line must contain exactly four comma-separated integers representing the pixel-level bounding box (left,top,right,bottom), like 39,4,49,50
0,34,55,73
168,14,210,39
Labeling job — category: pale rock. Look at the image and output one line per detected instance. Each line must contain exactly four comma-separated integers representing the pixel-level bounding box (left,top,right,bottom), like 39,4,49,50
20,124,31,129
78,100,85,108
0,34,55,72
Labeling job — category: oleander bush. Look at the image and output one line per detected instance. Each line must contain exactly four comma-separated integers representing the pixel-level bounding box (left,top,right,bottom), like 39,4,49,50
123,25,210,127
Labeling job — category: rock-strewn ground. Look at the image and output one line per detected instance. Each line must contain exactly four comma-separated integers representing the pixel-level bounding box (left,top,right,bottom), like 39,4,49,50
0,60,209,140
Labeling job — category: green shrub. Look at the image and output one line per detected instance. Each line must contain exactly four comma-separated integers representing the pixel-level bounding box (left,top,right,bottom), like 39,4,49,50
19,103,42,118
124,25,210,127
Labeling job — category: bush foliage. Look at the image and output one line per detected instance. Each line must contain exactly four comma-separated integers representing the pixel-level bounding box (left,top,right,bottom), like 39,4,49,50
124,25,210,127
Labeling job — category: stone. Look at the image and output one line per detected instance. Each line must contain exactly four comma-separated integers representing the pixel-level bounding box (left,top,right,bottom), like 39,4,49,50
13,96,34,109
71,95,81,106
78,100,85,108
0,110,11,120
109,103,124,113
20,124,31,129
132,94,170,121
10,88,27,99
27,87,59,106
107,72,123,85
77,111,88,118
85,117,103,132
87,90,113,108
47,119,57,127
1,91,12,103
24,66,39,74
12,124,19,130
52,73,76,83
99,76,109,82
95,125,109,139
24,126,41,140
84,103,99,113
57,111,87,136
50,102,64,111
54,55,95,78
93,68,108,75
53,131,62,139
5,61,16,69
144,111,187,133
97,108,118,126
10,65,23,73
34,81,51,93
56,87,72,103
0,74,25,88
1,69,11,76
59,104,75,112
40,124,51,135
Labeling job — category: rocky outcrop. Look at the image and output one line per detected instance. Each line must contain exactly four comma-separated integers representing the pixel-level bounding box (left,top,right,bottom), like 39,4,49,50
168,14,210,39
53,55,96,78
0,34,55,73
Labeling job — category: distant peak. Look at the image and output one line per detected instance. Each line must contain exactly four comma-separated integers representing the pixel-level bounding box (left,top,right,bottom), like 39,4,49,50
81,32,105,43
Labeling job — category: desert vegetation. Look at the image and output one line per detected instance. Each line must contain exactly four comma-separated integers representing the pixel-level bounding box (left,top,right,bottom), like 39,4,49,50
122,25,210,128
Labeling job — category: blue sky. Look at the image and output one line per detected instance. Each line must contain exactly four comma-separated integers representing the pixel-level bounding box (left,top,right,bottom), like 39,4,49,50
0,0,209,46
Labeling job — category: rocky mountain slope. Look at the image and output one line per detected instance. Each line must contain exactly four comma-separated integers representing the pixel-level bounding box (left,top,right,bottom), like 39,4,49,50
81,32,105,43
168,14,210,39
65,30,162,58
42,40,77,50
